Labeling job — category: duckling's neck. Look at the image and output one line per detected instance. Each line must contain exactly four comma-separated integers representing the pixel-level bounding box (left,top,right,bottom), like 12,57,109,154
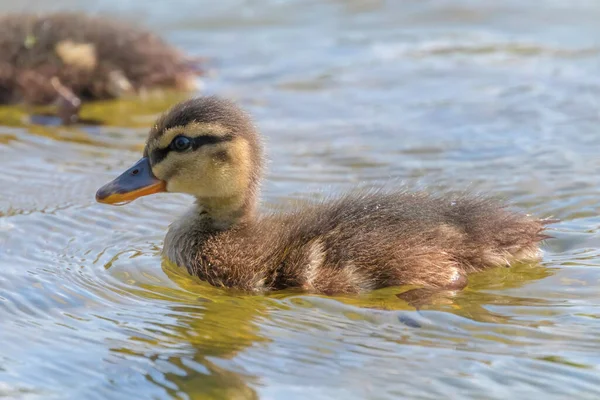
194,194,257,230
163,194,256,268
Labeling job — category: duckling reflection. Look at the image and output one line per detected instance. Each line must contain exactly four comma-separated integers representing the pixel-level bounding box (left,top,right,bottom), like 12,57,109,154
107,345,259,400
159,259,272,356
396,262,554,323
107,262,266,399
97,96,553,296
99,246,556,400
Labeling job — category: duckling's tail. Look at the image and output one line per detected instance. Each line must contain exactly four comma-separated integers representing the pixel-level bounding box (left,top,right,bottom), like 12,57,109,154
537,217,560,241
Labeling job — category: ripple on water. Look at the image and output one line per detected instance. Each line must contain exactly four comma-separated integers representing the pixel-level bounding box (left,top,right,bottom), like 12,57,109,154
2,0,600,399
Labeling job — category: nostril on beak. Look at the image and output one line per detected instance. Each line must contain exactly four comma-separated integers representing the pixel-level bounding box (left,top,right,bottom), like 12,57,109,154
131,168,140,176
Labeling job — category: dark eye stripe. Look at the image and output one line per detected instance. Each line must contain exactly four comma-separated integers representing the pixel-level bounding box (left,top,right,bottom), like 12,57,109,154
188,134,232,150
149,134,234,165
150,147,170,165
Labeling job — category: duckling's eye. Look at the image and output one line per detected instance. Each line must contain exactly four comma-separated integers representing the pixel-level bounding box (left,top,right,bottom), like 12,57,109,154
171,136,192,152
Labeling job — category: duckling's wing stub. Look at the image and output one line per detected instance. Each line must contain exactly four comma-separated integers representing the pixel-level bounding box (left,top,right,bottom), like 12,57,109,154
263,190,549,293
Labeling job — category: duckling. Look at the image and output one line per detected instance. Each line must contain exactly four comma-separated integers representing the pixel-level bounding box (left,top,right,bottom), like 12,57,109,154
96,97,552,295
0,13,202,124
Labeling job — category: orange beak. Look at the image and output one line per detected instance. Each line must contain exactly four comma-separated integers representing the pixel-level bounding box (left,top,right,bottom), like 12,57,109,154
96,157,166,205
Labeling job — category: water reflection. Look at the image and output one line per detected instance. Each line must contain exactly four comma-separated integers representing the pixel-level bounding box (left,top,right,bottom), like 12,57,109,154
109,345,259,399
104,261,268,398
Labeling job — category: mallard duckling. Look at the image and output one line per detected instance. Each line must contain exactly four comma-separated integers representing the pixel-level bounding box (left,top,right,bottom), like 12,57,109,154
0,13,202,124
96,97,552,294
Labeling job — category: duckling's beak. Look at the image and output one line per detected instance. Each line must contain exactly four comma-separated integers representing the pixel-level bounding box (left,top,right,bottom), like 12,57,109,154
96,157,166,205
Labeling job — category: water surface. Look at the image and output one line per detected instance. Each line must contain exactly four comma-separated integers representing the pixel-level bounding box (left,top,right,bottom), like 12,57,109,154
1,1,600,399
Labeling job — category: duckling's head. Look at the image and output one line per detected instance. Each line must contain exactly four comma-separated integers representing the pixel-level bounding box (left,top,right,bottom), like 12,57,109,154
96,97,263,220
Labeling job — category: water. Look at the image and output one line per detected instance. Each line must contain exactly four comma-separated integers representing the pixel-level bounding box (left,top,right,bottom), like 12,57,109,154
1,1,600,399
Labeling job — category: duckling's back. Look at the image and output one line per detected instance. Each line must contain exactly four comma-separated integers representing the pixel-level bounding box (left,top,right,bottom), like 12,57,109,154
195,189,550,294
